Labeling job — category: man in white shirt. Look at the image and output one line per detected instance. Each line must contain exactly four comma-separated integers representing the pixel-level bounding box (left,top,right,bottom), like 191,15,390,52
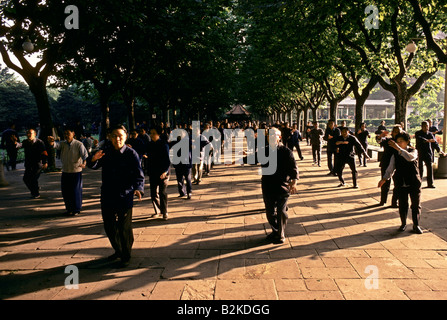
48,127,88,216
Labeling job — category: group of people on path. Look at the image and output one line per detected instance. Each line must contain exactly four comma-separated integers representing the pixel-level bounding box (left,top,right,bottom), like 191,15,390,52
1,117,445,266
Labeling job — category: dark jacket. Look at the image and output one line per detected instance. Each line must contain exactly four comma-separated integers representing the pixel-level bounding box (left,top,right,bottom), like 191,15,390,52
336,135,366,160
324,127,340,152
21,138,48,169
415,130,440,160
394,148,421,188
261,144,299,196
88,144,145,209
146,139,171,177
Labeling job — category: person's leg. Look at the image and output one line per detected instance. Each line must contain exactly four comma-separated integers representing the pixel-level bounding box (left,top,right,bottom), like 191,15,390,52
101,207,122,257
185,167,192,196
398,187,410,229
150,176,161,215
347,158,358,187
73,172,83,213
275,195,289,242
263,194,279,239
159,177,169,218
409,186,422,229
117,207,134,263
61,172,74,212
327,149,334,173
337,160,346,185
426,159,434,187
175,167,186,196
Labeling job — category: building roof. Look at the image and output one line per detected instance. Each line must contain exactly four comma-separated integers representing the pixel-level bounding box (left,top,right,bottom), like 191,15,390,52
338,97,394,106
226,104,251,115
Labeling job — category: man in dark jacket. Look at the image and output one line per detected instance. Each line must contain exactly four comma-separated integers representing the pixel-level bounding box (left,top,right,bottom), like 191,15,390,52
335,127,369,188
355,122,371,167
415,121,445,188
289,124,304,160
378,132,423,234
323,120,340,176
376,125,402,206
18,128,48,198
147,126,171,220
88,124,145,267
261,128,298,244
169,131,193,200
1,122,20,171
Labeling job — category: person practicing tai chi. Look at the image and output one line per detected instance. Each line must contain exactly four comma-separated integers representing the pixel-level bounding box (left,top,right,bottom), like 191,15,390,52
88,124,145,267
48,127,88,216
378,132,423,234
335,127,369,188
261,128,298,244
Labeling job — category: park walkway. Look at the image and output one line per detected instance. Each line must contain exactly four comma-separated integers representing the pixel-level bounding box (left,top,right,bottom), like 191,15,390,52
1,144,447,300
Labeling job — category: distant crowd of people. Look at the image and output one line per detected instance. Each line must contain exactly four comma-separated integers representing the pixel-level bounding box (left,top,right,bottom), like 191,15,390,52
1,117,445,267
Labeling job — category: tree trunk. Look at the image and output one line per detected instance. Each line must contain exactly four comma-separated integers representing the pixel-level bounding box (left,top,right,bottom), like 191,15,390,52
354,97,367,132
329,100,338,123
29,79,56,170
296,108,302,131
302,106,309,136
312,108,317,122
394,93,409,130
124,94,136,132
99,94,110,141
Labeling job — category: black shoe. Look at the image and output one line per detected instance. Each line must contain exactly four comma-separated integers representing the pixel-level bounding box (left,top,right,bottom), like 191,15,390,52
272,237,285,244
353,185,359,189
266,232,278,242
427,185,436,189
379,201,385,206
107,252,121,261
390,203,398,208
412,226,423,234
187,194,191,200
337,183,345,187
70,211,80,216
178,194,186,198
398,225,406,232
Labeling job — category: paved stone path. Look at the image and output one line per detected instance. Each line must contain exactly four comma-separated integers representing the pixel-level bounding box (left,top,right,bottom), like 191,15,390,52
1,144,447,300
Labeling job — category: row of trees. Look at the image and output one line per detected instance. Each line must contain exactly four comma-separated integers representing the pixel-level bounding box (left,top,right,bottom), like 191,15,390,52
1,0,447,143
236,0,447,131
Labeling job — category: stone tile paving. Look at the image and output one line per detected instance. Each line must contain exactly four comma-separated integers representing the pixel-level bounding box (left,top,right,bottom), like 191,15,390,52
1,144,447,300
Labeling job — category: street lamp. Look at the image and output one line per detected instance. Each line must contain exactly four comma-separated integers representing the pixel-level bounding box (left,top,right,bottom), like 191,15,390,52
406,42,417,54
22,37,34,52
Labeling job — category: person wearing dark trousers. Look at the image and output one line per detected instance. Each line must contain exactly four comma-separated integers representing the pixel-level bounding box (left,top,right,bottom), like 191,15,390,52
415,121,445,188
376,125,402,207
309,121,324,167
335,127,369,188
1,122,20,171
305,121,313,145
87,124,145,267
289,124,304,160
48,127,88,216
170,134,193,200
355,122,370,167
378,132,423,234
147,126,171,220
324,120,340,176
261,128,298,244
18,128,48,198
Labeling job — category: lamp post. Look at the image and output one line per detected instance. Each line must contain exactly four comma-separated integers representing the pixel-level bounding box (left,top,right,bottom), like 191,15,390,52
434,34,447,178
22,37,34,53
